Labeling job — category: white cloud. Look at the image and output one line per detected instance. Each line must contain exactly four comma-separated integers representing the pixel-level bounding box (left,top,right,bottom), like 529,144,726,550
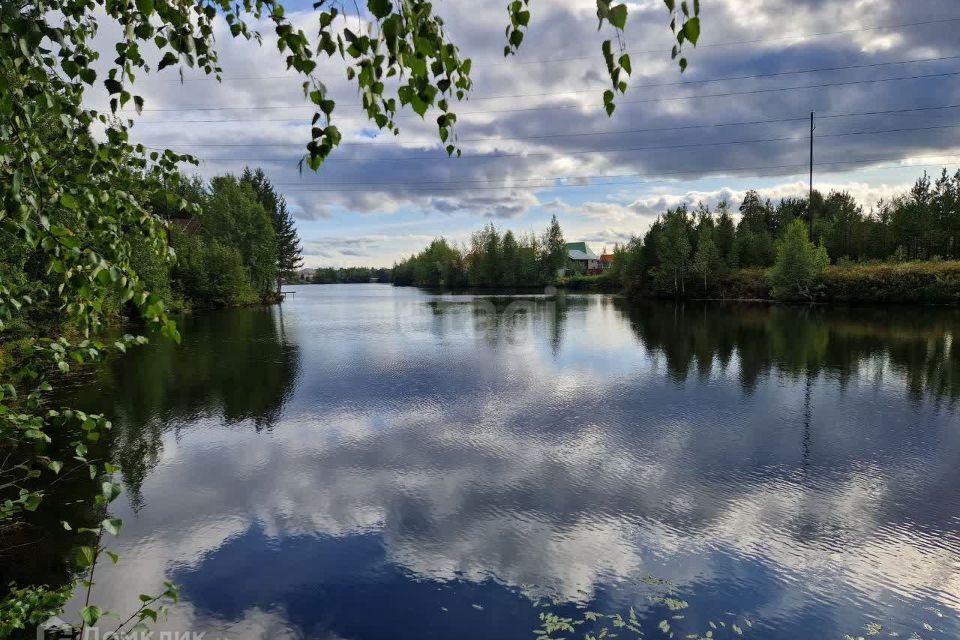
79,0,960,260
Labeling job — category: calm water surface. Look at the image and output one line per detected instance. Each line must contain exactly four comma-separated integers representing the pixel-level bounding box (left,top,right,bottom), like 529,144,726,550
43,285,960,638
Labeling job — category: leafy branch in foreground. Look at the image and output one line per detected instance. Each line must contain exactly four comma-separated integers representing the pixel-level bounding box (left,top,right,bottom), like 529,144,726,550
506,0,701,115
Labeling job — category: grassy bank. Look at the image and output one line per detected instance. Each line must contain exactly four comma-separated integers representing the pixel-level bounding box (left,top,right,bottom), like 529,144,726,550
628,261,960,304
557,272,620,292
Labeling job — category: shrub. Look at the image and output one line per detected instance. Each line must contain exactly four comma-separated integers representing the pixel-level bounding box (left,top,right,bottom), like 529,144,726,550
821,261,960,304
171,234,253,308
560,272,619,292
770,220,829,301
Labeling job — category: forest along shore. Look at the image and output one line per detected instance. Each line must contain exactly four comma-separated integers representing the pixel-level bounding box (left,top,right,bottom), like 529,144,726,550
352,169,960,305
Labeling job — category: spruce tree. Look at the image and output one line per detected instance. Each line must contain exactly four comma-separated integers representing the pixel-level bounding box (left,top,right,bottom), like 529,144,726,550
241,168,304,293
543,214,566,280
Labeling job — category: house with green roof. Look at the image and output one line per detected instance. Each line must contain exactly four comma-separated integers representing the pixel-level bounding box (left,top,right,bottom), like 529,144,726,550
564,242,602,275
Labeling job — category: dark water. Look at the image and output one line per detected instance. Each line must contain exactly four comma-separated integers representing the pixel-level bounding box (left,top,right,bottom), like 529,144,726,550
42,285,960,639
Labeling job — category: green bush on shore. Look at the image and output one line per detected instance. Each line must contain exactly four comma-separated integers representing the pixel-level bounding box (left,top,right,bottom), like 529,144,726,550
633,260,960,304
559,272,619,292
820,260,960,304
641,268,768,300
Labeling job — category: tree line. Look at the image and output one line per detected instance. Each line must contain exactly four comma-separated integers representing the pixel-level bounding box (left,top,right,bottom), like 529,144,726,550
386,168,960,301
309,266,393,284
610,169,960,299
392,216,568,288
153,168,303,309
3,166,304,318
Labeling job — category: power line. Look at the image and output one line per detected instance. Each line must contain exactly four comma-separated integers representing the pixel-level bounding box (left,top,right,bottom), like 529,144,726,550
158,54,960,103
502,16,960,65
258,152,960,189
142,114,811,146
170,132,798,161
263,155,960,193
457,54,960,100
132,70,960,118
128,100,960,128
164,122,960,163
132,104,960,148
166,15,960,75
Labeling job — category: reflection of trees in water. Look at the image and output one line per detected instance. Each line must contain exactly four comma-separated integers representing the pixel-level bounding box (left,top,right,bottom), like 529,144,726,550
2,307,300,600
615,300,960,402
0,445,102,597
425,294,584,352
61,306,301,506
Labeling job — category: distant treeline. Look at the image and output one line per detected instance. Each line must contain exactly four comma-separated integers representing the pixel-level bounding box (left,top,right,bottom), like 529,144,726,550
309,267,392,283
388,168,960,303
392,216,567,288
1,165,303,319
610,169,960,299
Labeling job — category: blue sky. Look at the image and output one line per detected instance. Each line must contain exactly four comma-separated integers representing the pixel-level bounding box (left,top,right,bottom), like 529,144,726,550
91,0,960,266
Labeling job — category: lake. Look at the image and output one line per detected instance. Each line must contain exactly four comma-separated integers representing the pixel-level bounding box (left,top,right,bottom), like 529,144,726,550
26,284,960,639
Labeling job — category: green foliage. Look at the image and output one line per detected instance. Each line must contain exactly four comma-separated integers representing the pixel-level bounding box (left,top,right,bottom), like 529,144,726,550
820,260,960,304
612,168,960,301
392,238,466,288
543,215,567,280
500,231,519,288
2,5,189,628
165,171,297,308
1,0,702,629
310,267,391,284
467,223,502,287
692,230,722,291
172,235,253,307
240,168,303,293
770,220,829,301
527,579,753,640
505,0,700,112
0,585,71,637
202,176,278,297
393,218,569,289
651,207,694,295
559,272,618,292
129,240,173,310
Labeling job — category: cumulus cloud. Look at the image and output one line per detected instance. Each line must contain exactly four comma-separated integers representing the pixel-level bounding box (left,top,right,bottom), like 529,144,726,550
82,0,960,260
626,179,917,216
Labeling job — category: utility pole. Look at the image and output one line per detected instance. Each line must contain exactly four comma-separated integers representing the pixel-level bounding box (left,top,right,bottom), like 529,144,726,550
809,111,815,229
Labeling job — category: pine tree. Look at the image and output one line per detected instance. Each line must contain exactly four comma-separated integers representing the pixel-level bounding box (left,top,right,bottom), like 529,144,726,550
241,167,303,293
274,198,304,289
500,230,519,287
715,200,737,267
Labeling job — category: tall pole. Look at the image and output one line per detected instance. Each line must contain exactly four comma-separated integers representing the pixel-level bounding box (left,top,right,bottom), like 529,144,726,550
809,111,814,228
